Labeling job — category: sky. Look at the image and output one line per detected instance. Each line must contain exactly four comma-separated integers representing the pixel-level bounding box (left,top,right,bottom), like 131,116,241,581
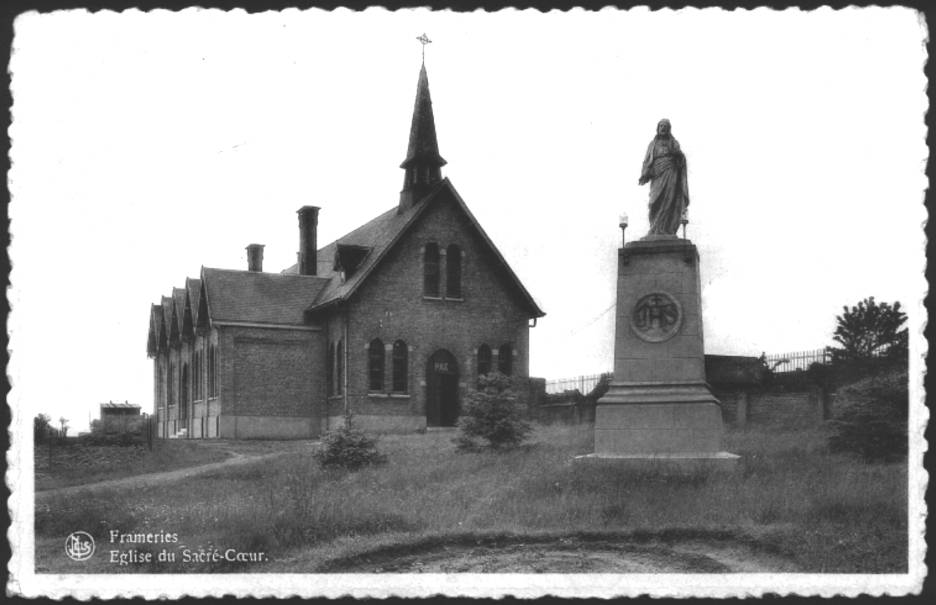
8,7,928,432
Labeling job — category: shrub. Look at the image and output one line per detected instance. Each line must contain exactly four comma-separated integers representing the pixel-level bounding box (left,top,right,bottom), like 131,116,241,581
827,369,908,462
455,372,532,451
314,418,388,471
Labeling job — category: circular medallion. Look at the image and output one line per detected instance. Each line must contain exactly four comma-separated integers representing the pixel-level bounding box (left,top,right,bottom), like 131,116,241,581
65,531,96,561
630,292,682,343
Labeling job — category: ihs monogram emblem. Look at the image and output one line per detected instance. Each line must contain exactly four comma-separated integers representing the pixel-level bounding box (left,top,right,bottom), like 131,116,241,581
631,292,682,342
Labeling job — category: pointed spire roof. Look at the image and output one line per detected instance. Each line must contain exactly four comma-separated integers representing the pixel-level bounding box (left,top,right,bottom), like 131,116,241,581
401,63,446,170
399,62,447,211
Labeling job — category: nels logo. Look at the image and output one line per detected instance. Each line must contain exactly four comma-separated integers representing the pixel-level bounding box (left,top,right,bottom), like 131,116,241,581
65,531,95,561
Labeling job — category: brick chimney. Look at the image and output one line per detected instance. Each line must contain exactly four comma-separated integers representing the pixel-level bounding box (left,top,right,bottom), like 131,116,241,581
297,206,320,276
246,243,265,272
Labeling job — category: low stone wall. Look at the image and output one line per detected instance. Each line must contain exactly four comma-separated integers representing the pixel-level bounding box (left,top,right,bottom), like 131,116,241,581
715,386,827,429
534,384,829,430
533,402,594,425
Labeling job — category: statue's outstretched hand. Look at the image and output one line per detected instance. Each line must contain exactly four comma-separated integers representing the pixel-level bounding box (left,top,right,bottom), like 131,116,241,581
638,176,649,186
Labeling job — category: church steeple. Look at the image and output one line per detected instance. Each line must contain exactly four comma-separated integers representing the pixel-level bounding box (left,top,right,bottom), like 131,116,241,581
399,58,446,211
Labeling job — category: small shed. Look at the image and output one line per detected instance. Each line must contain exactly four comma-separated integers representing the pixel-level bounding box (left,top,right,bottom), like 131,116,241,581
96,401,144,435
100,401,142,417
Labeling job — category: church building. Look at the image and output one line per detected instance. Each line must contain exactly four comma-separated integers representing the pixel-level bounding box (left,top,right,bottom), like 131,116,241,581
146,59,545,439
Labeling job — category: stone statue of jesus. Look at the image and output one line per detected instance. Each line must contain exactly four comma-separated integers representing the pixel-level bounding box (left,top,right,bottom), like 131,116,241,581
638,119,689,236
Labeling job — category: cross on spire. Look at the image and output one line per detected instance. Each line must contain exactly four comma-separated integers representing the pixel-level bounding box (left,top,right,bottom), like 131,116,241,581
416,33,432,64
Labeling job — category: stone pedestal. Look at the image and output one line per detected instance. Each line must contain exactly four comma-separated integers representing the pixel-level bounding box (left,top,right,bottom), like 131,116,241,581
581,235,738,469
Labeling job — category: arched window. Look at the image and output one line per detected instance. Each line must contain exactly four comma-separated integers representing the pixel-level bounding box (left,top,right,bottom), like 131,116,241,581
446,244,462,298
477,344,492,377
180,363,189,418
423,243,440,297
168,362,177,405
368,339,385,392
498,343,513,376
192,351,202,401
336,340,344,395
326,342,334,396
207,343,219,398
392,340,408,393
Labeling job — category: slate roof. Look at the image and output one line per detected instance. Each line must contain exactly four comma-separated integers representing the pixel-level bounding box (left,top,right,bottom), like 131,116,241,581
201,268,330,326
100,402,141,410
161,296,176,342
185,277,201,329
171,287,186,335
147,304,162,357
281,178,544,318
401,64,446,170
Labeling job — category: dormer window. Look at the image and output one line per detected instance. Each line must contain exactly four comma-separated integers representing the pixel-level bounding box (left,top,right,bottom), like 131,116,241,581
334,244,371,282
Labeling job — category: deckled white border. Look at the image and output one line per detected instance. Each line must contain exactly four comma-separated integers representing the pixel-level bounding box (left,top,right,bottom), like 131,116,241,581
6,6,929,598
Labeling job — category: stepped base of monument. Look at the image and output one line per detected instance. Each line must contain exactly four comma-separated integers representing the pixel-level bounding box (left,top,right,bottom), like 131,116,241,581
573,451,740,473
590,382,738,469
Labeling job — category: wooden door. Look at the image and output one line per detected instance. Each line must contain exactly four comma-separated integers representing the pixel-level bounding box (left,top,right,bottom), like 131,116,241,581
426,350,459,427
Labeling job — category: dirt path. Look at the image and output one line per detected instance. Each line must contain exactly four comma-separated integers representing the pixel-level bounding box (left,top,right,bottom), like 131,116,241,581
35,450,286,500
311,534,800,573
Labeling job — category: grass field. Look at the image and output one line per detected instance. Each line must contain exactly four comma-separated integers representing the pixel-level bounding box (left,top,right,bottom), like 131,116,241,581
34,438,303,490
34,422,907,574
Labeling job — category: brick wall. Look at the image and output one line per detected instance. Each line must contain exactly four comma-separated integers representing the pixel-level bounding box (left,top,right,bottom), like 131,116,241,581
231,328,323,417
335,191,533,432
221,325,325,438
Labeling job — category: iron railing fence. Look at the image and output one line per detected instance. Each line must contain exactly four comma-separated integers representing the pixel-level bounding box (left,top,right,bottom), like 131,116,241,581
544,372,611,395
762,349,831,373
545,345,885,391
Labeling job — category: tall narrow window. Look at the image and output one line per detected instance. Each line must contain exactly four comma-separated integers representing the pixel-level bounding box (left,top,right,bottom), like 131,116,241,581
168,362,177,405
477,344,492,377
446,244,462,298
392,340,408,393
326,342,334,396
201,351,206,400
423,243,440,297
368,339,385,392
207,343,219,398
181,363,189,418
336,339,344,395
160,360,168,408
193,351,201,401
498,343,513,376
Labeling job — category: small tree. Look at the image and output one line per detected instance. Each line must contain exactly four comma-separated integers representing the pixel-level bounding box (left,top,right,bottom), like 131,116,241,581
314,413,387,471
34,414,52,444
829,297,907,363
455,372,531,451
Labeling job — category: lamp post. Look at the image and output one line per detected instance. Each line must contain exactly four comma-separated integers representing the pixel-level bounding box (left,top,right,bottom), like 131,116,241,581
619,212,629,246
680,209,689,239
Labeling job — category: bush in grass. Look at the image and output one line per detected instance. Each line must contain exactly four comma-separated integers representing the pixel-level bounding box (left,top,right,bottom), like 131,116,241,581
314,417,387,471
455,372,532,451
827,369,908,462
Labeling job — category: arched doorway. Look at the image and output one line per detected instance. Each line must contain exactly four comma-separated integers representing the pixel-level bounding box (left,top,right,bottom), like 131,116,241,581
426,349,459,427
